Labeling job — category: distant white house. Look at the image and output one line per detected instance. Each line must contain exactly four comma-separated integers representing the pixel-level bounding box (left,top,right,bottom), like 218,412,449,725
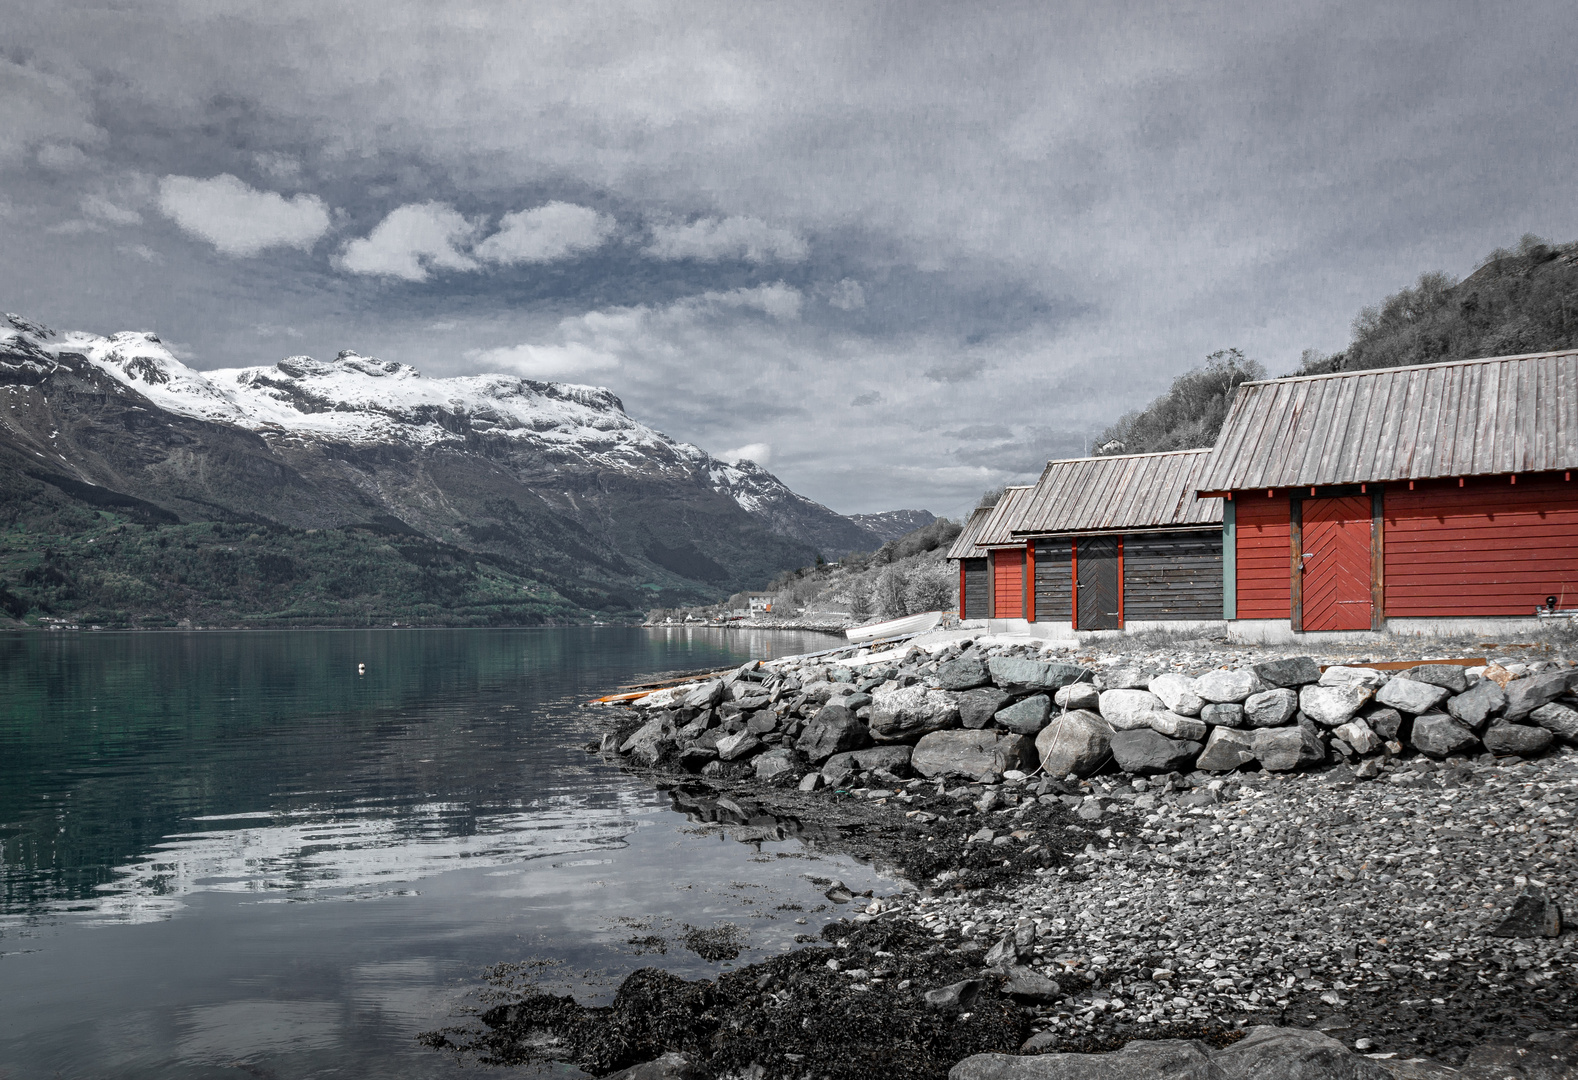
746,592,774,615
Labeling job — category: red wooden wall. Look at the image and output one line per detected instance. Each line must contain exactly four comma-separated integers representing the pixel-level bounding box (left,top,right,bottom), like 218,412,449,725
1235,493,1292,618
1384,473,1578,616
992,549,1025,619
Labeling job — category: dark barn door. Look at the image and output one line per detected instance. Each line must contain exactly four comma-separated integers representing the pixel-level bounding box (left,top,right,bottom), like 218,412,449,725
1301,496,1372,631
1076,536,1121,629
961,558,989,620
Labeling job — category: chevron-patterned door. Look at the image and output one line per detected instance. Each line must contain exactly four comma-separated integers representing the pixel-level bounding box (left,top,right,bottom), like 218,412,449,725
1301,496,1372,631
1076,536,1120,629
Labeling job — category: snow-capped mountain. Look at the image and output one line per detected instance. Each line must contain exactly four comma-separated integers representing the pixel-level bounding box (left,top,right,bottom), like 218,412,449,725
0,314,884,609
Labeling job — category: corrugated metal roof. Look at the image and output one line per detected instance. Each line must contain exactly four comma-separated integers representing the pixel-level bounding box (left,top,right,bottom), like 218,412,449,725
945,506,995,560
1196,350,1578,492
1010,450,1223,535
975,486,1036,548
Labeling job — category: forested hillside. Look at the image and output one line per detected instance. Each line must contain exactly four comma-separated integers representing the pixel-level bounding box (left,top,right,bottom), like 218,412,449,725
1097,234,1578,456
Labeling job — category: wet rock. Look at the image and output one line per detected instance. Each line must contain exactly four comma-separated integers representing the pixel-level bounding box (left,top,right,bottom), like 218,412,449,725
938,655,992,691
1410,713,1478,758
603,1051,706,1080
677,746,718,771
950,1038,1221,1079
1447,678,1506,731
1200,702,1244,727
752,747,798,779
999,965,1061,1003
1253,725,1306,771
1504,671,1572,721
989,657,1088,693
1300,683,1374,726
870,685,961,743
960,688,1014,729
1148,673,1205,716
622,718,678,764
1110,728,1202,775
1401,664,1471,694
1098,688,1166,731
1196,726,1255,771
716,731,765,762
823,745,913,775
923,978,981,1010
1244,687,1299,727
795,707,871,763
1054,682,1101,712
1481,721,1554,757
1490,889,1563,938
912,729,1036,783
995,694,1052,734
1147,710,1208,741
1376,677,1451,715
1530,700,1578,743
1035,710,1113,779
1196,668,1265,704
1252,655,1322,688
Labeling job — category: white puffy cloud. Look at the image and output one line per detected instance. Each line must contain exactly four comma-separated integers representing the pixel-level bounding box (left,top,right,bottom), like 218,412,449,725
157,174,331,256
474,202,615,264
338,202,478,281
720,442,772,468
645,215,808,264
465,340,620,380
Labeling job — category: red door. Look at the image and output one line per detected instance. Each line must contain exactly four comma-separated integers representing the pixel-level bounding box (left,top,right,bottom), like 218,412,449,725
992,549,1024,618
1301,496,1372,631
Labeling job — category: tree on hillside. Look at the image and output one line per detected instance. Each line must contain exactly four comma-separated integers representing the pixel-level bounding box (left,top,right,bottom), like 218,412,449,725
1094,349,1266,456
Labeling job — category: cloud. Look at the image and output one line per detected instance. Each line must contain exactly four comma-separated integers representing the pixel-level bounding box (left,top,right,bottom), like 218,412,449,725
116,244,162,263
157,174,331,256
946,424,1014,440
924,359,985,383
466,340,621,380
252,152,303,183
645,215,808,264
0,59,102,168
474,202,615,264
36,143,92,172
338,201,478,281
720,442,772,468
828,278,866,311
851,391,882,407
81,193,142,227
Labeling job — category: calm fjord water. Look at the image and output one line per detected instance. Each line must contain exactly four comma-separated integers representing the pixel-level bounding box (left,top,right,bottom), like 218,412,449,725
0,627,882,1078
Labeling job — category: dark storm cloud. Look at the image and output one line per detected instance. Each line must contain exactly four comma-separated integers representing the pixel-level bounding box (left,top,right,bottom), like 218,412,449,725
4,1,1578,515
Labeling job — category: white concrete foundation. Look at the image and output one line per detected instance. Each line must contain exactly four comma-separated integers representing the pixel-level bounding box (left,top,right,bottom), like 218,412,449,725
1227,616,1546,644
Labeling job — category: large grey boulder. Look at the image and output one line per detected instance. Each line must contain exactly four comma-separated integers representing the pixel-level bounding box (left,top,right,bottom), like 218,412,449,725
1035,710,1112,779
989,657,1087,693
1252,726,1306,771
1299,683,1373,726
1448,679,1506,731
1195,727,1255,772
1212,1025,1395,1080
1099,665,1153,691
1109,728,1201,775
1411,713,1478,758
715,731,765,762
1243,687,1299,727
869,685,960,743
949,1038,1223,1080
1147,673,1204,716
682,679,727,710
621,717,677,764
1195,668,1264,704
912,729,1036,782
1401,664,1470,694
1362,707,1404,742
937,654,992,691
1200,703,1244,727
995,694,1052,734
1504,671,1572,721
1375,677,1451,715
1319,665,1387,689
999,965,1062,1003
1098,688,1166,731
1252,656,1321,688
795,707,871,763
1530,701,1578,743
1054,682,1101,711
1148,710,1208,741
824,745,913,775
752,747,799,779
603,1051,706,1080
1296,714,1328,766
959,688,1013,729
1482,722,1554,756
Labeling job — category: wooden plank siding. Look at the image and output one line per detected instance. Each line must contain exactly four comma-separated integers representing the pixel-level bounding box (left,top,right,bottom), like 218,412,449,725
1383,473,1578,616
992,548,1025,619
961,558,990,620
1033,541,1074,620
1121,531,1224,619
1236,493,1292,618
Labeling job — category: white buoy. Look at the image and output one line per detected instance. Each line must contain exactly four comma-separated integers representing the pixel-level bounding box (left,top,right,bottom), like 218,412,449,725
357,663,366,675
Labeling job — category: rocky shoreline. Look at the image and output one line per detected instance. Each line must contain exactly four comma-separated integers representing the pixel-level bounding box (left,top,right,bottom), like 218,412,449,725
432,633,1577,1079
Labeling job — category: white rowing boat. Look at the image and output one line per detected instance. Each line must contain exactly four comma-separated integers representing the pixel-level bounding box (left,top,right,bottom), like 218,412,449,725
844,610,944,643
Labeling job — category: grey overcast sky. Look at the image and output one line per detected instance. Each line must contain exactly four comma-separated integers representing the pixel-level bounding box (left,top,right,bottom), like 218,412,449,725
5,2,1577,518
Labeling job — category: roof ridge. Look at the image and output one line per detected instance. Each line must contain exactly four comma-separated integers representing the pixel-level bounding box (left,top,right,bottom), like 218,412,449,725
1241,348,1578,389
1044,447,1213,464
